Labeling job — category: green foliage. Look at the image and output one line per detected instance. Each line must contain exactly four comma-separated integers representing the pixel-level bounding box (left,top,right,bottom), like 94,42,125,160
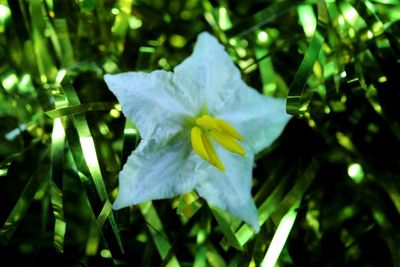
0,0,399,266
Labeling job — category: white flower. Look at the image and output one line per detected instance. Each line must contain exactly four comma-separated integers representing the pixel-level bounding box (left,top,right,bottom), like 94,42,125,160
104,32,291,232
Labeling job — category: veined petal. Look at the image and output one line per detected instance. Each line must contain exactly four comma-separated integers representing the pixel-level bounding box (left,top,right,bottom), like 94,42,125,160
104,70,194,140
173,32,241,111
113,138,205,209
106,32,289,233
216,82,292,153
195,145,259,232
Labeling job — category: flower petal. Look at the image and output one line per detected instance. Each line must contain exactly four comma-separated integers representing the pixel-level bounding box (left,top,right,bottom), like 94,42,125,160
173,32,242,111
104,70,194,140
113,137,206,209
216,83,292,153
195,145,259,232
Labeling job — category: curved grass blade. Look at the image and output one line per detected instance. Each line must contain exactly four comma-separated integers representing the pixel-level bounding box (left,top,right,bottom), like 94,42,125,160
0,143,49,246
50,118,67,253
286,0,328,116
139,202,181,266
59,72,124,259
225,0,314,38
260,201,300,267
46,102,117,119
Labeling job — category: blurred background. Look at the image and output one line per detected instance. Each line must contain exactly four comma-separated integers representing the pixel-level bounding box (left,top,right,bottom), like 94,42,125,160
0,0,399,266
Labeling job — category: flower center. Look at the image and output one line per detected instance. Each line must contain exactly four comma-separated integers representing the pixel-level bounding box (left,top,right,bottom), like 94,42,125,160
190,115,246,171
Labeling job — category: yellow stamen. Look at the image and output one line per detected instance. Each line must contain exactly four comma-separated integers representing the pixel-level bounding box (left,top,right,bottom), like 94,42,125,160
191,126,209,161
214,118,244,141
195,115,219,130
201,134,225,171
190,115,245,171
209,129,246,156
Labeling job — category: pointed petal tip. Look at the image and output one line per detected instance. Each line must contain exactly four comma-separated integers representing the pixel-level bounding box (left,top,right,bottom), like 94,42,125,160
245,211,260,233
252,222,260,233
197,31,220,46
112,199,124,210
112,195,131,210
103,73,113,82
104,73,123,87
103,73,116,88
242,205,260,233
198,31,213,39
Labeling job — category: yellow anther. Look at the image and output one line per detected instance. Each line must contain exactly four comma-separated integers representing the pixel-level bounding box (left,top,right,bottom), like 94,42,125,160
214,118,244,141
201,133,225,171
209,129,246,156
195,115,219,130
190,115,245,171
191,126,209,161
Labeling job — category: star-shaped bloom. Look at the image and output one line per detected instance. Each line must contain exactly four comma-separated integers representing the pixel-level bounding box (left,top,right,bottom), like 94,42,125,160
104,32,291,232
